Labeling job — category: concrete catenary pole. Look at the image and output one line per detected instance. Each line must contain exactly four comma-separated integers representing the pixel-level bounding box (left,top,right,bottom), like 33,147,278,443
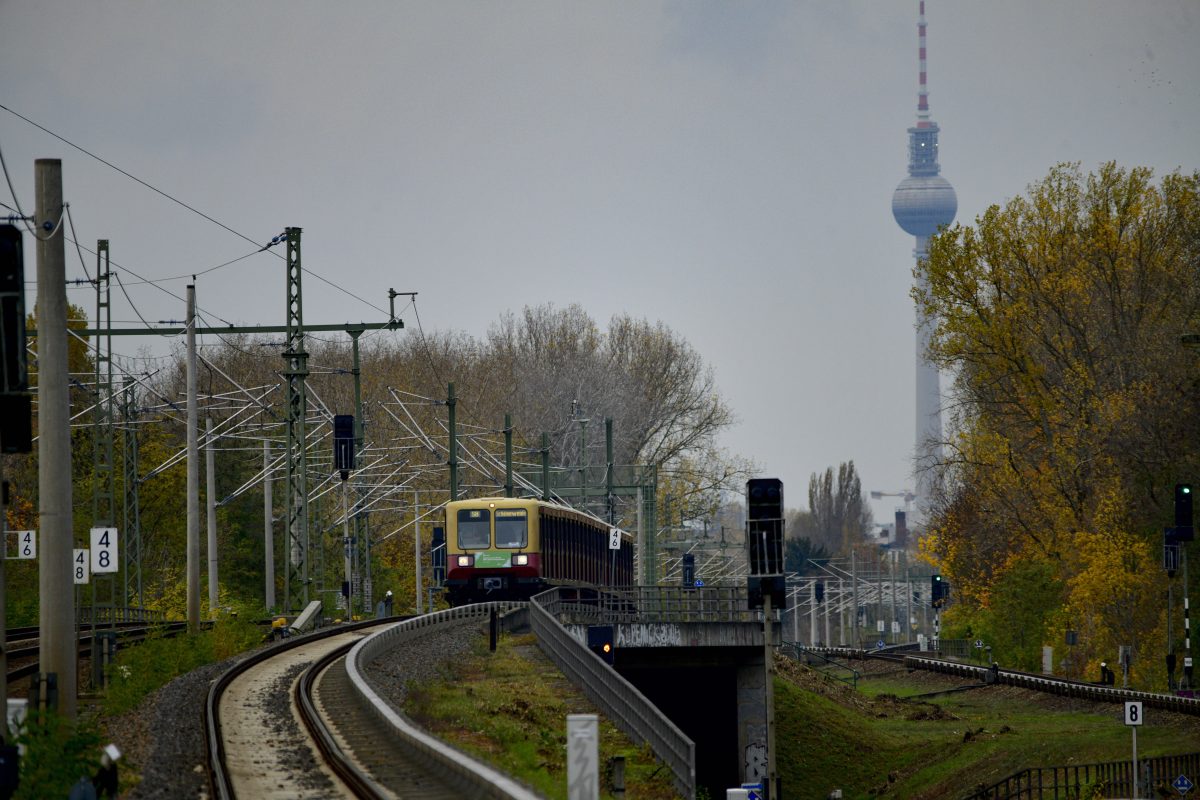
264,437,275,610
206,417,219,616
36,158,77,717
186,285,200,630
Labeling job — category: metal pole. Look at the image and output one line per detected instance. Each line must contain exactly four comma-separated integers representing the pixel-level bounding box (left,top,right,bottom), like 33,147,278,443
447,383,458,500
606,417,615,586
186,285,200,630
838,577,846,646
504,413,513,498
763,593,779,800
206,418,219,616
1184,547,1193,689
1131,725,1138,800
810,580,818,646
264,437,274,611
541,433,550,501
824,582,831,646
413,490,422,613
343,478,352,617
1,434,7,712
851,550,858,648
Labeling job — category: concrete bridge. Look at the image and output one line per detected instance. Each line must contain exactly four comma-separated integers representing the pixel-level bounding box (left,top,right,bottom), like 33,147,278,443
533,586,782,798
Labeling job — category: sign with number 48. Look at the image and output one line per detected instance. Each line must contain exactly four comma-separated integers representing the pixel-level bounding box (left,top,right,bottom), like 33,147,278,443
74,549,90,585
90,527,119,573
1124,701,1143,727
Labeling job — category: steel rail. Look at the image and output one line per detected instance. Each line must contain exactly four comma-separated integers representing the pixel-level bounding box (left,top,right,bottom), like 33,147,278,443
294,640,390,800
205,617,398,800
812,646,1200,715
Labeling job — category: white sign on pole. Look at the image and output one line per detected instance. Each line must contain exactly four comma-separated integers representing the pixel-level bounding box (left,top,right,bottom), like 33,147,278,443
608,528,621,550
891,621,900,634
1124,701,1143,727
73,549,90,585
90,527,119,573
567,714,599,800
876,619,885,633
14,530,36,559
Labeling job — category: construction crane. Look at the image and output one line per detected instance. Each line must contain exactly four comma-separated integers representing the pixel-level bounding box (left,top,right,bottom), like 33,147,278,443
870,490,915,514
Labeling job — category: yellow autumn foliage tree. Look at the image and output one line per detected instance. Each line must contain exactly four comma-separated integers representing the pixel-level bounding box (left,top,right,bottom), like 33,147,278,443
915,162,1200,684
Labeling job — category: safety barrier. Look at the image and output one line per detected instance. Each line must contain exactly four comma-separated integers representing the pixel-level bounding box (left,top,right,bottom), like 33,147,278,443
541,584,757,625
530,587,697,799
345,602,540,800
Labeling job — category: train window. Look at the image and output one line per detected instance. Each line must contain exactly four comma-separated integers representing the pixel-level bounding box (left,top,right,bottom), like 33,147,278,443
457,509,490,549
494,509,528,548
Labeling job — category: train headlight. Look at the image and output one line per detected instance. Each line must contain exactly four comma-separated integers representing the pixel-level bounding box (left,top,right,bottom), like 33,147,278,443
456,555,473,567
513,554,529,566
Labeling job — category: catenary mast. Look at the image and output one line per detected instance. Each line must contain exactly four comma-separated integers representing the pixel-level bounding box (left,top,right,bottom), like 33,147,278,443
891,0,956,518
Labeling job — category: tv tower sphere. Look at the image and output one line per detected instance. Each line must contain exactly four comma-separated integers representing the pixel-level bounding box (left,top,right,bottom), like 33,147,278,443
892,174,957,238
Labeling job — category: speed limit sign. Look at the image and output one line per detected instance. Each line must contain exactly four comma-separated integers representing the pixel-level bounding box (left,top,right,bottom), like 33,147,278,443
1124,701,1143,726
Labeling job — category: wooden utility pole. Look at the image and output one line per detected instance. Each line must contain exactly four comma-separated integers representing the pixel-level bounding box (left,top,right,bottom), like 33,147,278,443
36,158,76,717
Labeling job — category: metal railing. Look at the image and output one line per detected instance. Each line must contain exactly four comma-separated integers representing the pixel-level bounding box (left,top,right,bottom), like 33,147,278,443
530,587,697,799
79,606,167,624
964,750,1200,799
539,584,757,625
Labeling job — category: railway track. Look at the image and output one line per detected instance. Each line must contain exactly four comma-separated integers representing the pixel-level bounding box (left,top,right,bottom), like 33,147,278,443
5,620,194,685
808,645,1200,715
207,605,543,800
206,619,391,799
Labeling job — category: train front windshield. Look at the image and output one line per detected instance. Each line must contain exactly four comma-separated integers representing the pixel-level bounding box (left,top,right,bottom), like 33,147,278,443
457,509,490,549
494,509,528,548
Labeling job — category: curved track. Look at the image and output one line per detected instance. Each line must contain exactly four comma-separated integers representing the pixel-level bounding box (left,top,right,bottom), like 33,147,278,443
207,621,385,799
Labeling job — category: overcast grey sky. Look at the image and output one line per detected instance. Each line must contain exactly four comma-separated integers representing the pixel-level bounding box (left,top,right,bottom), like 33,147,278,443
2,2,1197,523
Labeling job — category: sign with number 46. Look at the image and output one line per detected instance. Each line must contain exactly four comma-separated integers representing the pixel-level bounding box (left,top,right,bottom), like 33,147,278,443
13,530,36,559
90,527,119,573
1124,701,1143,727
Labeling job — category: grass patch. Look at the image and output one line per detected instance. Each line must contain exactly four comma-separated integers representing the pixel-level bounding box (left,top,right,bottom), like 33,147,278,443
102,616,265,716
777,659,1200,799
403,631,681,799
10,710,105,800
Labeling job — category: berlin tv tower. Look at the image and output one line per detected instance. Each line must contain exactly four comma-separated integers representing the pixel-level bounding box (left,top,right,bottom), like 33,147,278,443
891,1,956,515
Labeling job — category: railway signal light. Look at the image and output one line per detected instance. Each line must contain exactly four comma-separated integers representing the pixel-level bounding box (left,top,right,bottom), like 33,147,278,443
587,625,615,665
0,224,31,454
1174,483,1194,541
333,414,356,479
746,478,784,576
682,553,695,587
931,575,949,608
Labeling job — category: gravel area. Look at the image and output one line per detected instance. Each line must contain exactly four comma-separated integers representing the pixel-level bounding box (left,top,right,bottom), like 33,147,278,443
101,619,492,798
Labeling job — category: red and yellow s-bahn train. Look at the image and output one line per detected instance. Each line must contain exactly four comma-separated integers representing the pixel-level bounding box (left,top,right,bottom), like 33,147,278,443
443,496,635,605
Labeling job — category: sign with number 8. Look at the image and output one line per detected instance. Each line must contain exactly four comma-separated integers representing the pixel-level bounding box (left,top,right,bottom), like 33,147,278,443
1124,701,1143,726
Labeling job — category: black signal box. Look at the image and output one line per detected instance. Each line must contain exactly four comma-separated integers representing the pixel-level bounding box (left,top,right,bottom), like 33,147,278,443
746,478,784,576
1175,483,1194,542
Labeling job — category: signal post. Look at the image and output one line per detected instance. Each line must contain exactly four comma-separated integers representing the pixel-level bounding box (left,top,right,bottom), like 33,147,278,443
745,478,784,800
